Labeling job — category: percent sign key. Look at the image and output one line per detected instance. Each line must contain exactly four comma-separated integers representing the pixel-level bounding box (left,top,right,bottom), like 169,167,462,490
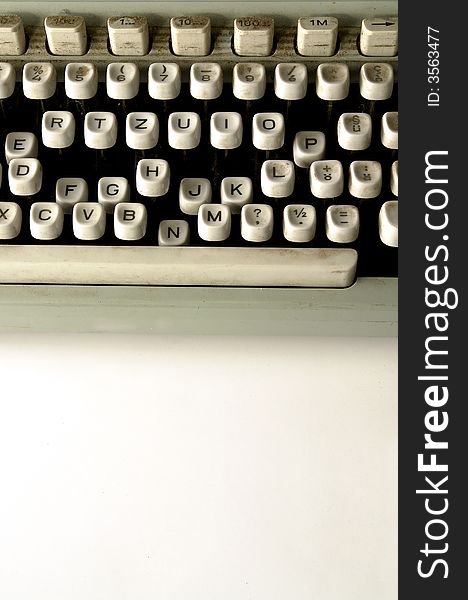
24,62,57,99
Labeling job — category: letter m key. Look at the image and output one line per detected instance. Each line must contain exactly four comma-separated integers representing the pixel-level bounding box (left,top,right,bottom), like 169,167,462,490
207,210,222,222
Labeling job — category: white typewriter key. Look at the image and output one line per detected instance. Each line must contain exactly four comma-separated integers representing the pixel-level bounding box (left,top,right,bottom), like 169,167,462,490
210,112,243,149
72,202,106,240
233,17,274,56
5,132,38,164
232,63,266,100
106,63,140,100
297,17,338,57
348,160,382,199
179,178,212,215
337,113,372,151
170,16,211,56
107,16,149,56
190,63,223,100
220,177,253,214
198,204,231,242
0,15,26,55
44,15,87,55
241,204,274,242
65,63,98,100
56,178,88,213
360,18,398,57
391,160,398,196
379,200,398,247
148,63,181,100
381,111,398,149
274,63,308,100
126,112,159,150
8,158,42,196
283,204,316,243
359,63,394,100
316,63,349,101
30,202,64,240
310,160,344,198
98,177,130,213
136,159,170,197
252,113,285,150
41,111,76,148
293,131,326,168
261,160,295,198
84,112,118,149
0,202,22,240
0,62,16,98
114,203,147,241
168,112,201,150
158,220,190,246
326,205,360,243
23,63,57,100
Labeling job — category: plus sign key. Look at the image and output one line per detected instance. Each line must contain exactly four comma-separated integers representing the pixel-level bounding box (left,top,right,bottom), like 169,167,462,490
310,160,344,199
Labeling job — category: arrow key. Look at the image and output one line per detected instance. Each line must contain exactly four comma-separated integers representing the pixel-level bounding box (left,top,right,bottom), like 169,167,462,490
360,18,398,57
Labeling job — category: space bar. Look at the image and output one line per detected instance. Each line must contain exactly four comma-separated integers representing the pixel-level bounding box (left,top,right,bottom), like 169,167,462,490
0,246,358,287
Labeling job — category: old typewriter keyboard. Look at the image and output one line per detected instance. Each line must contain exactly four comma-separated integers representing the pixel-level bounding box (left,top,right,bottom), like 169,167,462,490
0,57,398,287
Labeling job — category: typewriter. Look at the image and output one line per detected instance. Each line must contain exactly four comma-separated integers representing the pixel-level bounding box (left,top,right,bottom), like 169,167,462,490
0,1,398,334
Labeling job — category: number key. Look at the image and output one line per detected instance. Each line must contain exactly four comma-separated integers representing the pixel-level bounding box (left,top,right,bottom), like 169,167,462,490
170,16,211,56
65,62,98,100
233,63,266,100
297,16,338,57
23,62,57,99
274,63,308,100
107,16,149,55
233,17,274,56
106,62,139,99
190,62,223,99
148,63,181,100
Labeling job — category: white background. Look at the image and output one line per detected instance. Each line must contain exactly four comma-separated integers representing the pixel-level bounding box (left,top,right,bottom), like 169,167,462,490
0,334,397,600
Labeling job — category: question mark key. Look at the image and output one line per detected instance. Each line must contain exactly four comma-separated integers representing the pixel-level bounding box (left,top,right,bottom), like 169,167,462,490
241,204,273,242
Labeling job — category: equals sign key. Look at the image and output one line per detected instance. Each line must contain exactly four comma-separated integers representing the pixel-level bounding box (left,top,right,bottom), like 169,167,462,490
326,205,360,243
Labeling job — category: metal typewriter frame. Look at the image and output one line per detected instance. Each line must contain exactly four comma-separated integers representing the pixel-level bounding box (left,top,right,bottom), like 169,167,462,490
0,4,397,335
0,279,396,335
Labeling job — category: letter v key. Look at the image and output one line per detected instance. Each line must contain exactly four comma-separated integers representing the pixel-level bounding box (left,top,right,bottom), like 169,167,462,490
72,202,106,240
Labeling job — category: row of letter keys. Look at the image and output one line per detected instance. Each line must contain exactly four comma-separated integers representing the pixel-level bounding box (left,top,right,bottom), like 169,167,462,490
0,15,398,57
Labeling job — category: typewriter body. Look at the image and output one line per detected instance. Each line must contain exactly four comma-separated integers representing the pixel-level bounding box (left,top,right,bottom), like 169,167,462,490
0,1,398,334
